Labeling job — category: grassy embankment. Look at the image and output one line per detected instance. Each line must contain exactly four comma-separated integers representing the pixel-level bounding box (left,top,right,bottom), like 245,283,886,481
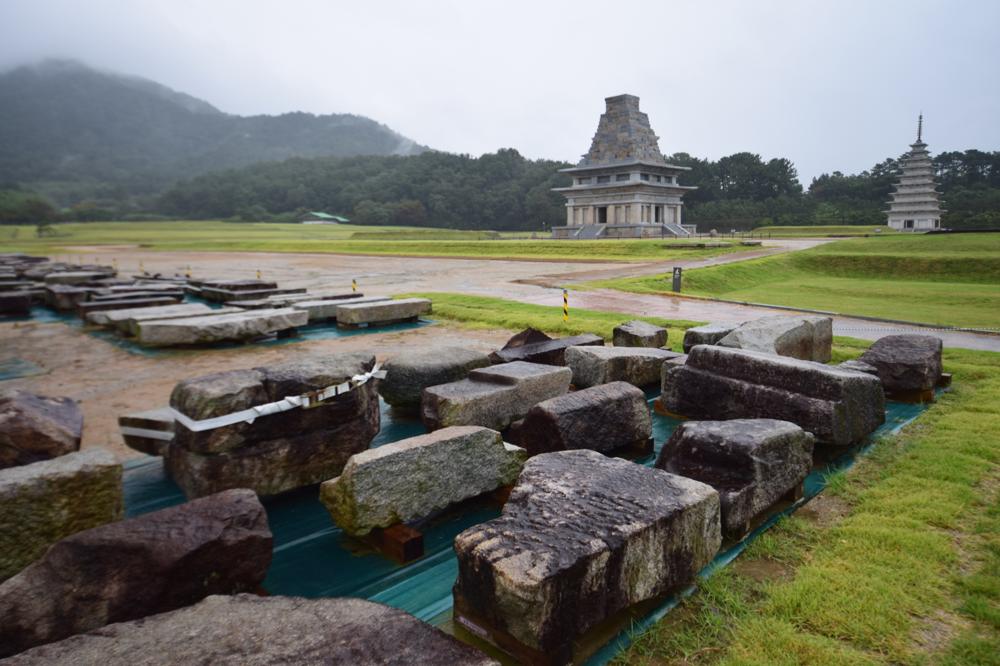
417,293,1000,665
1,221,742,263
583,233,1000,329
751,225,902,238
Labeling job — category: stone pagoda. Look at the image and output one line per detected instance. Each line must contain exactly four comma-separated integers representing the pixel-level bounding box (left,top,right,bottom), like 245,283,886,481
551,94,696,239
886,115,944,231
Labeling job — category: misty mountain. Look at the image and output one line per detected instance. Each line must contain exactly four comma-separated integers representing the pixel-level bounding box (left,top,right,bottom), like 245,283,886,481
0,60,427,205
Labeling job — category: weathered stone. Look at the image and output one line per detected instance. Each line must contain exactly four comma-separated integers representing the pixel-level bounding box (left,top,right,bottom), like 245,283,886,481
453,450,721,661
859,334,943,394
118,407,175,456
336,297,432,327
321,426,526,536
44,284,94,310
514,381,651,456
135,308,308,346
656,419,814,536
613,320,668,348
89,289,184,301
499,327,552,349
837,359,880,377
7,595,498,665
0,450,122,583
291,295,390,322
565,345,682,388
422,361,571,431
0,390,83,469
682,323,737,353
77,296,180,318
166,353,380,497
85,303,224,331
717,315,833,362
660,346,885,446
43,271,114,286
0,293,30,315
380,346,492,409
0,489,272,658
490,333,605,366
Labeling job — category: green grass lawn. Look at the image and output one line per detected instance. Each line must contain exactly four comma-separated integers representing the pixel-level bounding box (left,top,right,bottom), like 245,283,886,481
751,225,902,238
585,233,1000,329
1,221,743,263
417,294,999,665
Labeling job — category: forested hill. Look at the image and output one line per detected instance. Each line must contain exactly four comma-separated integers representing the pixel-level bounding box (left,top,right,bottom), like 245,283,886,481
0,60,427,205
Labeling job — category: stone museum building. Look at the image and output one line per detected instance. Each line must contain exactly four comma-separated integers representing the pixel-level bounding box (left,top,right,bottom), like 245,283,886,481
886,115,944,231
551,94,697,239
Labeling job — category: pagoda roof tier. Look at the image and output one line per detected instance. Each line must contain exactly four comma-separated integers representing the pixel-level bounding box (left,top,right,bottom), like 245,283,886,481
560,159,691,174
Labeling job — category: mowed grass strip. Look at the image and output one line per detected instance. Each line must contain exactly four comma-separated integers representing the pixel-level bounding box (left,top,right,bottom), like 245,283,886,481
2,221,743,263
752,225,902,238
585,234,1000,329
619,342,1000,665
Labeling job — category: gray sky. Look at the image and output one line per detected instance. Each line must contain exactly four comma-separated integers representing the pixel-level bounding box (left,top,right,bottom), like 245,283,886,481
2,0,998,183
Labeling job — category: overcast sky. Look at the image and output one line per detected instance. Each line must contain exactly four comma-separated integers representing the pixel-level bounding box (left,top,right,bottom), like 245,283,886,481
2,0,998,183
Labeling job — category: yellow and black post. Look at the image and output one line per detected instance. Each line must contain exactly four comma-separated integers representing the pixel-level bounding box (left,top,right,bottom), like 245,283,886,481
562,289,569,322
256,268,262,280
352,278,358,293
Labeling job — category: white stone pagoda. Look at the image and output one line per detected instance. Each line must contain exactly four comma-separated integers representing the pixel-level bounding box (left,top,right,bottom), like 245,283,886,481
551,95,697,239
886,115,945,231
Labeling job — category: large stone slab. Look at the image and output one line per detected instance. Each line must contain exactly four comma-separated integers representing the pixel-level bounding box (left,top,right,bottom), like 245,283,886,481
0,450,122,582
380,346,492,409
166,353,380,497
717,315,833,362
490,333,604,366
514,381,651,456
43,271,115,285
0,293,30,315
321,426,526,536
85,303,219,329
613,320,668,348
859,334,943,394
565,345,682,388
0,390,83,469
422,361,571,431
682,323,737,353
660,346,885,446
454,450,721,662
135,308,308,346
656,419,814,536
336,297,432,327
292,295,390,322
44,284,94,310
7,595,498,665
0,489,272,658
77,296,180,318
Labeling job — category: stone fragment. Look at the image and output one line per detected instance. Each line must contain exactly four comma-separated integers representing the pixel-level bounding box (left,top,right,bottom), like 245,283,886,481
135,308,308,346
336,297,432,327
0,293,30,315
859,334,943,394
682,323,737,353
422,361,571,431
0,489,272,658
380,346,492,409
44,284,94,310
656,419,814,535
0,390,83,469
86,302,210,328
514,381,651,456
43,271,114,285
499,327,552,349
613,320,668,348
77,296,180,318
837,359,880,377
565,345,682,388
291,295,390,322
321,426,525,536
490,333,604,366
717,315,833,362
453,450,721,662
0,450,122,582
166,353,380,497
660,346,884,446
6,595,498,665
118,407,175,456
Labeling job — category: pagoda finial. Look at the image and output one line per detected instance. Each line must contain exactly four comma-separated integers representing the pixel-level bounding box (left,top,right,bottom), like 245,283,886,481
917,113,923,142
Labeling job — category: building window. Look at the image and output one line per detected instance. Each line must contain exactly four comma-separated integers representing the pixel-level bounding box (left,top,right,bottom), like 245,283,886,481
616,173,630,182
654,175,662,182
597,175,611,184
640,173,650,181
576,177,591,185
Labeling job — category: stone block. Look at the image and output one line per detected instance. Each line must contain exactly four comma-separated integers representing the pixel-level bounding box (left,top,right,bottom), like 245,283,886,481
86,303,211,328
660,346,884,447
43,271,114,286
0,390,83,469
0,489,272,658
292,295,390,322
118,407,175,456
321,426,526,536
612,320,668,348
380,346,491,409
859,335,943,394
656,419,814,536
336,297,432,327
565,345,682,388
7,595,497,665
490,333,604,366
421,361,571,431
0,450,122,582
77,296,180,318
0,293,31,315
453,450,721,662
514,381,651,456
717,315,833,362
682,323,737,353
837,359,880,377
44,285,94,311
135,308,308,346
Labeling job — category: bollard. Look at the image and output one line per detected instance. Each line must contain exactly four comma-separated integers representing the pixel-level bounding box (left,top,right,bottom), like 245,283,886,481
185,265,192,279
139,260,145,275
352,279,357,293
256,269,262,280
563,289,569,322
671,267,683,292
